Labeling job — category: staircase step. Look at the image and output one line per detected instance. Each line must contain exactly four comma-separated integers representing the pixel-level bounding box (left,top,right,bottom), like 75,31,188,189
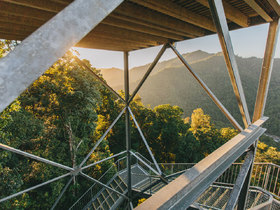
203,187,220,205
105,188,118,202
212,188,230,209
247,191,260,208
100,192,112,209
196,186,213,204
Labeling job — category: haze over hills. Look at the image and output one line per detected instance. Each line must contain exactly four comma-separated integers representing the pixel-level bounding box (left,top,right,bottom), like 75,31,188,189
99,50,280,136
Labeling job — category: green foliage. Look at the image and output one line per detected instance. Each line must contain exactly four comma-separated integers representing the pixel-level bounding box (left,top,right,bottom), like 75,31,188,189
255,142,280,165
0,49,113,209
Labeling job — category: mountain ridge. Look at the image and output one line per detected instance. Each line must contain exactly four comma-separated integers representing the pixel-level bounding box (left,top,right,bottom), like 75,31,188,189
98,50,280,135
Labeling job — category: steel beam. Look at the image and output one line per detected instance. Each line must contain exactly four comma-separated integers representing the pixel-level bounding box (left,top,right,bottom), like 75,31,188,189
130,151,160,176
79,107,126,167
81,151,126,170
239,18,280,210
0,143,73,171
81,172,128,199
50,176,74,210
72,54,125,103
0,0,124,113
0,173,71,203
170,44,242,131
225,150,254,210
253,18,280,122
129,44,168,104
135,117,267,210
208,0,251,128
128,107,163,175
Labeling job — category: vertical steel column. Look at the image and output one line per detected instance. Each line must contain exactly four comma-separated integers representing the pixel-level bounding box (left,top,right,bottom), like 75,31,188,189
124,51,132,207
238,18,280,210
253,18,280,122
208,0,251,128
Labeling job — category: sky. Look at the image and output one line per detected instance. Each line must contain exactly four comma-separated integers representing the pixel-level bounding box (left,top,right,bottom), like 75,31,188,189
74,24,280,70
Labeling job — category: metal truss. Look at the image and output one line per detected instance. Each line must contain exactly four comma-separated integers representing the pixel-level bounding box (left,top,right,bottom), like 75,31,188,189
0,0,165,206
0,0,279,209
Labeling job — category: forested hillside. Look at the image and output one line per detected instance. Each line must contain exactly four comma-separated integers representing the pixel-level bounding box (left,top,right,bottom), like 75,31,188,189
101,51,280,135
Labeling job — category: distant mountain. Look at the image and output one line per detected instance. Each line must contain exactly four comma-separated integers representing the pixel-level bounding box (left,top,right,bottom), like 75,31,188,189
99,67,124,88
99,50,213,89
100,51,280,136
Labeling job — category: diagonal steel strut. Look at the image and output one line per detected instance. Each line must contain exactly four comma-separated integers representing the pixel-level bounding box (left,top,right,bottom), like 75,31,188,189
79,107,126,167
0,173,71,203
128,44,168,104
169,43,242,131
0,143,73,171
81,172,128,199
51,176,74,210
208,0,251,128
128,107,163,175
72,54,126,103
0,0,124,114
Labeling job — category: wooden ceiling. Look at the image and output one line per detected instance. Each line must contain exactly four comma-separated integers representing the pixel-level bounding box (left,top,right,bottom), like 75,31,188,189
0,0,279,51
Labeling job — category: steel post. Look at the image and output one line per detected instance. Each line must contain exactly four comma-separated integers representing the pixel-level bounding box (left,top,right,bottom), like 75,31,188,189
225,150,254,209
208,0,251,128
253,18,280,122
124,51,132,208
238,18,279,210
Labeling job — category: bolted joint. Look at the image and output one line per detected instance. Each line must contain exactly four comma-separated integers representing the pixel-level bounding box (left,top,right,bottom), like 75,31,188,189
71,166,81,176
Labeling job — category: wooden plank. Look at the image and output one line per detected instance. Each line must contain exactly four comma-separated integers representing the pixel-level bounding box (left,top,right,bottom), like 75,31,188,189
0,21,37,32
244,0,273,22
131,0,216,32
196,0,249,27
0,13,46,28
0,32,26,41
92,24,169,45
1,0,65,13
102,16,185,40
110,13,196,38
0,1,55,20
116,2,207,37
267,0,280,16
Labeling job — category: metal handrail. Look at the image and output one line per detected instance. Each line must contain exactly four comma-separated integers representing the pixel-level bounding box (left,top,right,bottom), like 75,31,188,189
70,150,280,210
154,162,280,199
69,156,127,210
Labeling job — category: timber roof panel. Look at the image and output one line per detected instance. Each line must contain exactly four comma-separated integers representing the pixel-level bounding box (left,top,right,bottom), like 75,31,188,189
0,0,279,51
